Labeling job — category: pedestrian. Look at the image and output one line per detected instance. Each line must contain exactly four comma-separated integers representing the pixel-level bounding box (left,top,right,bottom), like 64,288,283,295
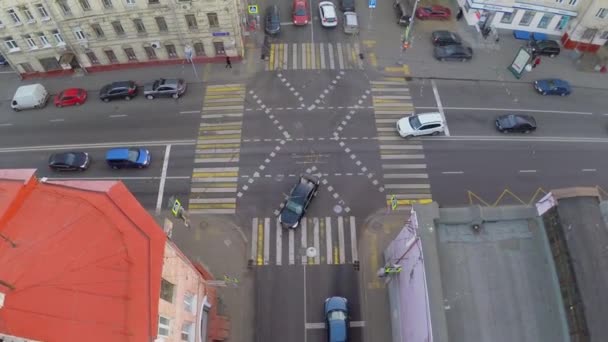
456,8,463,21
225,56,232,69
533,56,541,69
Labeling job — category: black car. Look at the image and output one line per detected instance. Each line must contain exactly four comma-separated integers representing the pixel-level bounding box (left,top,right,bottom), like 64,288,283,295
431,30,462,46
393,1,411,26
48,152,90,171
340,0,355,12
434,45,473,61
279,175,320,229
495,114,537,133
529,40,560,57
144,78,187,99
99,81,138,102
265,5,281,35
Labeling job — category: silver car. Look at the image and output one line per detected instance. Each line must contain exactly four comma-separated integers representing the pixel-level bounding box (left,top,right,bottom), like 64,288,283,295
144,78,187,99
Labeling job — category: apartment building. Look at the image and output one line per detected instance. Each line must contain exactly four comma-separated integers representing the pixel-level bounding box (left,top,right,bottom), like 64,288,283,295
0,0,244,77
458,0,608,51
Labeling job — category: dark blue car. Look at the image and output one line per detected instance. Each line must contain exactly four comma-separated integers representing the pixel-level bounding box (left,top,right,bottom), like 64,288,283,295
533,79,571,96
105,147,151,169
279,175,319,229
325,296,348,342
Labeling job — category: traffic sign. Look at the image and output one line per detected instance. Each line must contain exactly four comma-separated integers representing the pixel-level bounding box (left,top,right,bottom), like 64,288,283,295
368,0,376,8
248,4,259,14
171,199,182,216
390,195,398,210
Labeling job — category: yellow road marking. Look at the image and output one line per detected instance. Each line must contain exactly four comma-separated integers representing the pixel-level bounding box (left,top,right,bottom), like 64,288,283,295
206,87,244,93
351,45,357,68
199,125,242,131
190,182,236,187
333,246,338,265
189,203,236,209
306,43,312,69
386,198,433,206
196,143,241,149
316,45,321,68
269,44,275,71
198,134,241,140
204,94,245,100
369,53,377,67
363,40,376,47
191,171,239,178
257,221,264,265
369,231,382,289
383,77,406,82
279,43,284,69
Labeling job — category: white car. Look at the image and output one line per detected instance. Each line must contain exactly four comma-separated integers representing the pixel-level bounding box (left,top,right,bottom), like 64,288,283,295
396,112,445,138
319,1,338,27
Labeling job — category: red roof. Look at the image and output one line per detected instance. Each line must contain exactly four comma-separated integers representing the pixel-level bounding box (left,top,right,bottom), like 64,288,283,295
0,169,167,341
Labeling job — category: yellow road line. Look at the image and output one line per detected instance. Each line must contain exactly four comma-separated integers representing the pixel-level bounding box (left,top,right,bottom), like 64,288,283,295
316,45,321,69
279,43,285,69
190,182,236,187
351,45,357,68
206,87,244,93
306,43,312,70
198,134,241,140
257,221,264,265
383,77,406,82
333,246,338,265
199,126,242,132
369,53,377,67
191,171,239,178
189,203,237,209
386,198,433,206
196,143,241,149
269,44,275,71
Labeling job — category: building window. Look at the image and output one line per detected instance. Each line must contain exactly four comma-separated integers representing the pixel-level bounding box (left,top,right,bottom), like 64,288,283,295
133,19,146,33
166,44,178,58
102,0,113,9
213,41,225,55
160,278,175,302
537,14,553,28
52,30,64,44
601,30,608,39
555,0,563,3
149,0,160,4
124,47,137,60
79,0,91,11
38,32,50,46
112,21,125,36
126,0,136,4
582,28,598,40
158,316,171,337
36,4,50,19
57,0,72,15
568,0,577,5
20,62,34,73
186,14,198,29
519,10,535,26
105,49,118,63
207,13,219,28
155,16,168,32
8,9,21,24
24,34,37,49
596,8,608,19
181,321,194,342
23,8,36,22
91,23,105,38
86,51,100,64
194,42,205,56
183,293,197,313
144,46,157,59
74,28,86,40
500,11,515,24
4,37,19,50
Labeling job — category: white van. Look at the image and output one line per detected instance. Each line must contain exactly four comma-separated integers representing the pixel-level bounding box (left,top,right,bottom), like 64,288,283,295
343,12,359,34
11,84,49,111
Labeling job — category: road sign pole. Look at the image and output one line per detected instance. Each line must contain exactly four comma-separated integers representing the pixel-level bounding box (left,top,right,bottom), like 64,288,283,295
367,0,376,30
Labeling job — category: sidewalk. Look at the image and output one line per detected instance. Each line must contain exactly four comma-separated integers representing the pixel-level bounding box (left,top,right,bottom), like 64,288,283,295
358,208,411,342
154,211,254,342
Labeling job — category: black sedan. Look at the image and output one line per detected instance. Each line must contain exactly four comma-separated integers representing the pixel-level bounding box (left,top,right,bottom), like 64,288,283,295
48,152,91,171
144,78,187,99
279,175,320,229
99,81,138,102
434,44,473,61
495,114,537,133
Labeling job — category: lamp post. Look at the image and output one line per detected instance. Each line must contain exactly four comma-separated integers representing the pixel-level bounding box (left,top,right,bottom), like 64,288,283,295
398,0,420,65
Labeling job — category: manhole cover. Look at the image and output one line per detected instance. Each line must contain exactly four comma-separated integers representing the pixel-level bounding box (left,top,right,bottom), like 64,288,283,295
306,247,317,258
333,205,343,214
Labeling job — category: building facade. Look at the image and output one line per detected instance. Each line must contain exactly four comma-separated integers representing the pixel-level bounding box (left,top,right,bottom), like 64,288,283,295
458,0,608,52
0,0,244,77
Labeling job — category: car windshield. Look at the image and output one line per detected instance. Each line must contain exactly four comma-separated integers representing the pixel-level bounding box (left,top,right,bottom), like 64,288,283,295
328,310,347,321
295,7,306,15
408,115,422,129
547,80,557,88
58,91,65,99
286,200,303,215
127,149,140,162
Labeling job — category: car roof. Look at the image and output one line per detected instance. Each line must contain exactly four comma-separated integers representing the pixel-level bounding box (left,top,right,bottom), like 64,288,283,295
320,1,335,10
62,88,84,96
433,30,456,38
417,112,443,123
536,40,559,47
110,81,134,88
106,148,131,160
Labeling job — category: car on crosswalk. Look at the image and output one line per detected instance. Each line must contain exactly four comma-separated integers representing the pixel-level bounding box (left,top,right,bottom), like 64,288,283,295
319,1,338,27
279,175,320,229
396,112,445,138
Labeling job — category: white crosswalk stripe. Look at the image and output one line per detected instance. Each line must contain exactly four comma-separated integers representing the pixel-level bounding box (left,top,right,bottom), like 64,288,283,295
249,216,359,266
372,78,433,209
266,42,363,71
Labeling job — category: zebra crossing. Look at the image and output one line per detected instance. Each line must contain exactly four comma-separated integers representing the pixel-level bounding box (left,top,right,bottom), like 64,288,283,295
371,77,433,209
188,84,245,214
266,42,364,71
250,216,358,266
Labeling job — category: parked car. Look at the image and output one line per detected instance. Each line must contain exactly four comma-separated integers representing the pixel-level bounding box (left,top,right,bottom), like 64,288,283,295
0,54,7,66
325,297,349,342
415,5,451,20
431,30,462,46
340,0,355,12
396,113,445,138
265,5,281,35
279,175,319,229
529,39,560,57
105,147,151,169
144,78,186,99
292,0,310,25
393,1,411,26
99,81,138,102
11,84,49,111
48,152,91,171
434,44,473,61
533,79,571,96
319,1,338,27
495,114,537,133
54,88,88,107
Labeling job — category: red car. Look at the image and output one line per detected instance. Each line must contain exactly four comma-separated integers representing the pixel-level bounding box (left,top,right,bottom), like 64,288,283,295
292,0,310,25
415,5,451,20
54,88,87,107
